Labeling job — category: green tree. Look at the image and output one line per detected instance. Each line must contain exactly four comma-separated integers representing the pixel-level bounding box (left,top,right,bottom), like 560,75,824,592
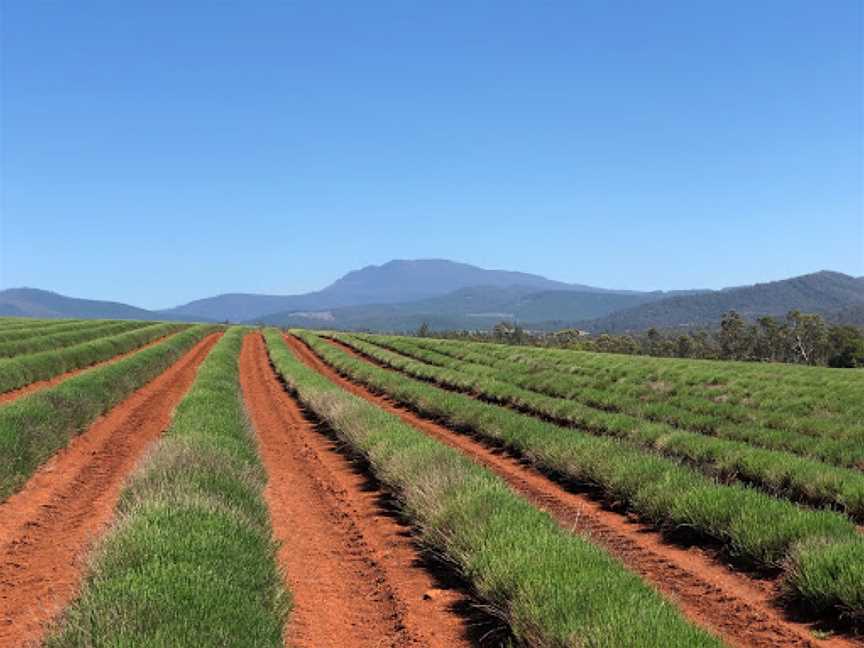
594,333,615,353
827,325,864,368
644,328,663,356
753,316,788,362
675,334,694,358
617,335,639,354
718,311,750,360
551,328,584,347
786,310,829,365
689,330,715,359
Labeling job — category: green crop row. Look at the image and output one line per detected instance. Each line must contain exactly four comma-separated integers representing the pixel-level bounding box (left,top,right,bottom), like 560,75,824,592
341,333,864,518
47,328,289,647
0,316,65,326
296,330,864,625
266,329,723,647
0,321,188,394
398,340,864,433
0,318,97,342
396,335,864,441
0,320,153,358
0,317,58,330
0,325,216,500
370,334,864,468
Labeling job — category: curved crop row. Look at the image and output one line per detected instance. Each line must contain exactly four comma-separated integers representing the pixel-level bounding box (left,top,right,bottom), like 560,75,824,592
46,328,289,647
296,330,864,625
369,334,864,469
0,324,216,500
0,318,55,330
0,317,73,329
481,336,859,423
342,333,864,518
0,318,94,342
0,320,152,358
266,329,722,647
0,322,188,394
484,336,863,392
407,336,864,442
397,336,862,429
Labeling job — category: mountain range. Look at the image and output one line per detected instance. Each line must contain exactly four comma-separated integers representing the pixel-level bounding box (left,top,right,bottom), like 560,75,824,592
2,260,863,332
574,271,864,333
0,288,186,321
160,259,610,322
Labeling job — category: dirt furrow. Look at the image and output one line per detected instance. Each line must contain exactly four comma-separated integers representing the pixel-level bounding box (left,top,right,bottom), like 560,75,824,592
0,333,221,646
0,334,175,406
286,333,859,648
240,333,475,648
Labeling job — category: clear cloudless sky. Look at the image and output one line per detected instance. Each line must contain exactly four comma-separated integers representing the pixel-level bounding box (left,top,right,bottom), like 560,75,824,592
1,1,862,309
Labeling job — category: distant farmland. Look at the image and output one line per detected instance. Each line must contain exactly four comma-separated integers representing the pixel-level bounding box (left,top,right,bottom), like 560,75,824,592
0,316,862,647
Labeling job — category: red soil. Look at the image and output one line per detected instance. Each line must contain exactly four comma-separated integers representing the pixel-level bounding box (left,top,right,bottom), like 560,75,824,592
239,333,476,648
0,333,175,405
0,333,221,646
287,333,860,648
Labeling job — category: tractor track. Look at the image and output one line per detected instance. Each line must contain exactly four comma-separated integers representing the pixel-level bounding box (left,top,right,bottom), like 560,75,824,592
240,333,477,648
0,332,221,646
285,332,860,648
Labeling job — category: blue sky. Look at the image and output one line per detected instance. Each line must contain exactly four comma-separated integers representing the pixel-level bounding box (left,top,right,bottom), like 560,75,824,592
1,1,861,309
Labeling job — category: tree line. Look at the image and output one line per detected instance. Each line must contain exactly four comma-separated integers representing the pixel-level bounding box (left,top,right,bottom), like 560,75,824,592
415,310,864,368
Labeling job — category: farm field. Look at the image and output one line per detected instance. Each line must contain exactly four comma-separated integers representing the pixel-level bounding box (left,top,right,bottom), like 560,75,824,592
0,317,862,647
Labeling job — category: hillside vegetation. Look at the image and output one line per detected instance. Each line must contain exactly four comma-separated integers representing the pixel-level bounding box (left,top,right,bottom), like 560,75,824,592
4,264,862,335
579,271,864,332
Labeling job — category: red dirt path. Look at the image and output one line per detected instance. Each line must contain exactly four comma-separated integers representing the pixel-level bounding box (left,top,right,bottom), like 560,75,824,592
239,333,475,648
0,333,221,646
0,333,175,405
287,333,861,648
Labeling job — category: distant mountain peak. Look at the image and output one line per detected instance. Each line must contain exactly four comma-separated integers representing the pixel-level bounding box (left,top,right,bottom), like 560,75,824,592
7,263,860,331
163,258,607,322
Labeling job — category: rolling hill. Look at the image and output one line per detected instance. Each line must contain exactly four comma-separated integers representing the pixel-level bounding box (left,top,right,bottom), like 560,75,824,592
0,288,210,322
161,259,612,322
577,271,864,333
4,265,861,334
255,285,668,331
